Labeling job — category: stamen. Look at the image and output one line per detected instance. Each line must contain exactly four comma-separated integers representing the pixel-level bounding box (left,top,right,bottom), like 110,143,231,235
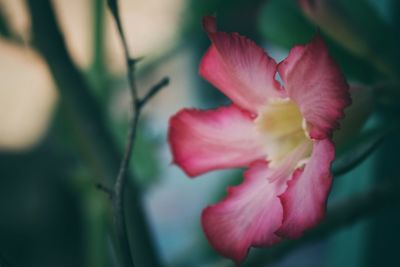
255,98,312,168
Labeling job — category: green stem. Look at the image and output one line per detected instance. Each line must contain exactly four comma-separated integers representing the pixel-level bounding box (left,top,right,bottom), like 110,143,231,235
92,0,105,73
90,0,109,99
107,0,169,266
84,187,109,267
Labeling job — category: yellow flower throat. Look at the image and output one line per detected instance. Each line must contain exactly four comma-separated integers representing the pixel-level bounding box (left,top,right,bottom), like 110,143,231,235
255,98,312,168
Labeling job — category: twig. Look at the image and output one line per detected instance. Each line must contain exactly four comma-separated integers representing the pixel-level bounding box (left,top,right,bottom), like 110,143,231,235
96,183,114,199
106,0,138,101
112,111,139,267
26,0,166,266
107,0,169,266
138,77,170,108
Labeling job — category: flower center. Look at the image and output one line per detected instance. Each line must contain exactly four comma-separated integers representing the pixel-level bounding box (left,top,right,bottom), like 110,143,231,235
255,98,312,168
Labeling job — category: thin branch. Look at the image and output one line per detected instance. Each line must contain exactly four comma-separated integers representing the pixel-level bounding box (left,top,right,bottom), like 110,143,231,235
26,0,166,267
107,0,169,266
96,183,114,199
138,77,170,108
107,0,137,265
107,0,137,101
112,111,139,267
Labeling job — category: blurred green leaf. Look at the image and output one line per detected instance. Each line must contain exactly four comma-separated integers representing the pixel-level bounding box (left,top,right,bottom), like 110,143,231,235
333,127,389,176
183,0,266,39
334,0,399,74
131,123,162,188
113,116,161,189
295,0,399,76
258,0,315,48
258,0,383,83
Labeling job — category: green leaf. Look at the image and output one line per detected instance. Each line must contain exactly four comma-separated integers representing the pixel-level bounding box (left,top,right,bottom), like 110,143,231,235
131,123,162,188
333,127,389,176
112,116,161,189
258,0,315,48
258,0,383,83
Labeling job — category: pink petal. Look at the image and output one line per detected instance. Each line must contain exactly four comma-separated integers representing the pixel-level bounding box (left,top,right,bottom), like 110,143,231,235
200,16,283,113
201,161,287,263
168,105,265,177
278,36,351,139
277,139,335,238
266,141,312,183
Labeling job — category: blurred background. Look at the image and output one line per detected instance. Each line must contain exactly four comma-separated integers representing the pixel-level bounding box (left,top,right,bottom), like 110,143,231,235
0,0,399,266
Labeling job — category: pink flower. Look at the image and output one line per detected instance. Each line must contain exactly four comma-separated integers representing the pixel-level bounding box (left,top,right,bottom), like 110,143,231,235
168,16,350,263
